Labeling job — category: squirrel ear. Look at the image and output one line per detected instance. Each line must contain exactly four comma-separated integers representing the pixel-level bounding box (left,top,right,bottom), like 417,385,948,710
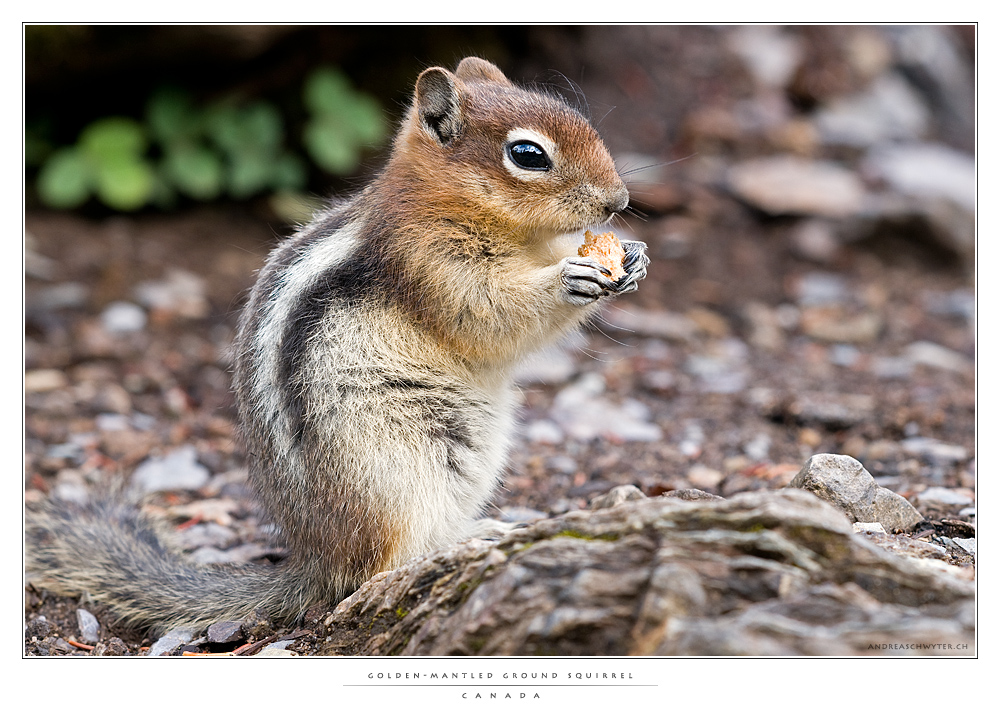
455,57,511,85
415,67,463,144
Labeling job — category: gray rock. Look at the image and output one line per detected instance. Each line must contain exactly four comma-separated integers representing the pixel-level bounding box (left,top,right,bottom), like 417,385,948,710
728,25,803,88
257,645,297,657
741,302,785,352
32,282,89,311
872,487,925,534
916,487,974,508
922,289,974,321
319,489,971,656
887,26,974,146
147,627,194,656
241,608,273,640
134,268,209,319
727,155,866,218
951,538,976,555
865,143,974,211
661,488,725,502
550,374,662,442
76,608,100,644
98,637,130,656
790,219,841,263
829,344,862,368
206,620,244,645
793,271,849,306
100,301,147,334
815,73,930,147
684,338,750,394
131,445,211,493
791,453,923,531
499,506,549,523
870,355,914,379
799,307,883,344
853,522,886,534
900,437,968,464
522,419,564,445
590,485,646,509
905,341,972,374
25,616,53,640
785,392,875,429
24,369,69,393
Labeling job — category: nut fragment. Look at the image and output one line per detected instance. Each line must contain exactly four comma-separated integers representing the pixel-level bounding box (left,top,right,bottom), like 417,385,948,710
578,230,626,281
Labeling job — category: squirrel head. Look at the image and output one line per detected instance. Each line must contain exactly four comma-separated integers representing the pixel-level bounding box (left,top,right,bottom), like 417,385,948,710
392,57,629,238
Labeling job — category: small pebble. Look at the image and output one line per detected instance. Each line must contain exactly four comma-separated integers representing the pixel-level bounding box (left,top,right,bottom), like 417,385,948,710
900,437,968,464
24,369,69,393
853,522,887,534
147,627,195,656
500,506,548,523
256,646,297,657
951,537,976,555
132,445,211,492
916,487,974,507
76,608,100,644
100,301,147,334
207,620,244,645
687,464,724,490
523,419,564,445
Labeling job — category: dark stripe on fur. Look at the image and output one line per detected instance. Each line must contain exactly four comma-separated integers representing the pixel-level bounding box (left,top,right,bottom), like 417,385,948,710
276,238,392,445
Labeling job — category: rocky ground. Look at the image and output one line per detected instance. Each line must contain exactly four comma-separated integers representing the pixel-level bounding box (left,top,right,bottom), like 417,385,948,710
23,25,975,656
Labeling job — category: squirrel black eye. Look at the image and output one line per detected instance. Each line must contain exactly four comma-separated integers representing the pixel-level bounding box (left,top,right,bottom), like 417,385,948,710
507,141,552,171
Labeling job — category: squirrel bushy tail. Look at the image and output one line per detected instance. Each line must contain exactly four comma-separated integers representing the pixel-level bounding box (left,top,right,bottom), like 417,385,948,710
25,497,324,632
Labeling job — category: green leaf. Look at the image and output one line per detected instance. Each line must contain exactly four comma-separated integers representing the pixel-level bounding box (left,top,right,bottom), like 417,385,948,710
304,116,360,175
303,67,353,116
147,87,201,145
205,101,284,158
162,145,224,200
241,102,283,151
94,155,155,211
227,150,272,199
80,117,147,160
203,103,243,155
337,93,387,144
272,151,307,190
36,147,91,208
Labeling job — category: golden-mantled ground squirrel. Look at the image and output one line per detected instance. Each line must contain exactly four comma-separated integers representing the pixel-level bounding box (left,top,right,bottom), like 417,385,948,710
26,57,649,631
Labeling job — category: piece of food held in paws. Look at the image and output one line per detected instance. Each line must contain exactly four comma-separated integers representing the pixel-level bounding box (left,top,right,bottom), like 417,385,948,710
578,230,627,281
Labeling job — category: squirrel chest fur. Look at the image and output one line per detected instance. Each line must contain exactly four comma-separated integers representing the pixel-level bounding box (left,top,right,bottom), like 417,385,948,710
26,57,649,631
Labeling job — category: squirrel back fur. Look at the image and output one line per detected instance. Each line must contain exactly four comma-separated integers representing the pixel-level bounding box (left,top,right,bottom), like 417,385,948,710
25,57,648,632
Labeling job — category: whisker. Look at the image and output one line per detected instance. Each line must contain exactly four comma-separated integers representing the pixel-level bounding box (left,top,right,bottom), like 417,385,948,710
619,153,698,177
591,320,634,347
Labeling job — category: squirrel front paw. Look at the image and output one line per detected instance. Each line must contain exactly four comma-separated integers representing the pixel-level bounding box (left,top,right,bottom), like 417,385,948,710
614,239,650,295
559,240,650,305
559,256,620,306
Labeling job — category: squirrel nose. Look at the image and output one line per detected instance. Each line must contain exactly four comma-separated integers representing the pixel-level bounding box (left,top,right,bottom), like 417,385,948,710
605,187,629,216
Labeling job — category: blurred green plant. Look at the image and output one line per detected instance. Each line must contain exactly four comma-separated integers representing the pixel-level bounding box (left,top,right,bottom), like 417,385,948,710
31,66,388,215
303,67,387,175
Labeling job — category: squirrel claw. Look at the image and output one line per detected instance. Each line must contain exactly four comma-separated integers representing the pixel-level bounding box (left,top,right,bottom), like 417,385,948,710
612,240,650,294
560,257,618,305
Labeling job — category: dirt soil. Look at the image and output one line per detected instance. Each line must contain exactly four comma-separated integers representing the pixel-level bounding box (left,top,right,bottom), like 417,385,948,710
23,26,975,657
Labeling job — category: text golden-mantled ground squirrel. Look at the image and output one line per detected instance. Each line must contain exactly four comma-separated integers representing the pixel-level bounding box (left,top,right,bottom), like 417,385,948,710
26,57,649,631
